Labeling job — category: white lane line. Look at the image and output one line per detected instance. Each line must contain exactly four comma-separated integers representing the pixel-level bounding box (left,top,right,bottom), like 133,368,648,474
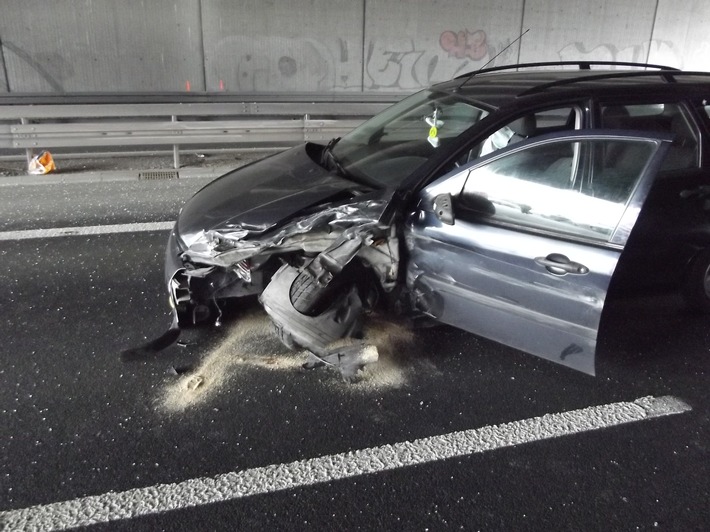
0,396,690,531
0,222,175,241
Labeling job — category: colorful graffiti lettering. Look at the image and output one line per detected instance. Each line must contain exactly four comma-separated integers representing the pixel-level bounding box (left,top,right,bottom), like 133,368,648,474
365,40,432,90
365,34,517,91
439,29,488,61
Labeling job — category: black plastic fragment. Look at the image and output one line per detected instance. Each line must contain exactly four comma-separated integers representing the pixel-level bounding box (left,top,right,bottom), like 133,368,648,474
120,315,181,362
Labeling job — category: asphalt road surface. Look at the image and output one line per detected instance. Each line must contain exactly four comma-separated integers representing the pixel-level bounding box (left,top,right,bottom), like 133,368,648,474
1,163,708,531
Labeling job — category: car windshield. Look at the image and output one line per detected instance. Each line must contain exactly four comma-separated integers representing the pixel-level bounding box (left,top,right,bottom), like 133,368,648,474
330,90,488,187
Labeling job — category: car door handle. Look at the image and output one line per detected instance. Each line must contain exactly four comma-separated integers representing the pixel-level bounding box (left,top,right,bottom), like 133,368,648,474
534,253,589,275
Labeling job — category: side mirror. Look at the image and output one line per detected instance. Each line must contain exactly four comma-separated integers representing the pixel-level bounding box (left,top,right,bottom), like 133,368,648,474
460,192,495,216
433,193,454,225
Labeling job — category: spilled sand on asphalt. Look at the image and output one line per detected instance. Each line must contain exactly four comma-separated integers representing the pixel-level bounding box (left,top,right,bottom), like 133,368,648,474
340,316,417,391
158,310,419,412
159,310,297,412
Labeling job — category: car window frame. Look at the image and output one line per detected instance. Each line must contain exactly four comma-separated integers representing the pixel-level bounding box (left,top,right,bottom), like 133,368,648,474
438,101,589,176
686,96,710,166
421,129,673,249
594,97,702,171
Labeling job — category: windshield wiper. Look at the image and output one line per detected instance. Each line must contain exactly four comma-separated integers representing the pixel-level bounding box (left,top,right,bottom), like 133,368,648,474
320,137,382,189
321,137,346,175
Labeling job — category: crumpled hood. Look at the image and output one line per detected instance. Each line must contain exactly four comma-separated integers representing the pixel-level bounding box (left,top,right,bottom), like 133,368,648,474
177,144,360,247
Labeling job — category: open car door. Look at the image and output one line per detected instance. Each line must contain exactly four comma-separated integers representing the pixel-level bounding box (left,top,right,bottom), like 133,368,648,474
406,131,672,375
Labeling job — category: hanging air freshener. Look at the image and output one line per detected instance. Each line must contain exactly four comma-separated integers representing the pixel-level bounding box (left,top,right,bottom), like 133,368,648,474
425,108,444,147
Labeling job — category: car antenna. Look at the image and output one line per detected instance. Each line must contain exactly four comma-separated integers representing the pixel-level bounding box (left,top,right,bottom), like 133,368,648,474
456,28,530,89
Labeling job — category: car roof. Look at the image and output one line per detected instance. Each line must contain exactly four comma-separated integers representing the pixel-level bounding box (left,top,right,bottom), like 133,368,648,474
432,62,710,109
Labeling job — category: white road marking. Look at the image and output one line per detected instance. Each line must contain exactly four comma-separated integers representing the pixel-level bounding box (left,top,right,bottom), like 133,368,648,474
0,395,690,531
0,222,175,241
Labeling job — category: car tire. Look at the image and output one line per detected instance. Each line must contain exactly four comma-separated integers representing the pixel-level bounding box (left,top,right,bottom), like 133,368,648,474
289,269,330,315
290,267,354,317
682,249,710,313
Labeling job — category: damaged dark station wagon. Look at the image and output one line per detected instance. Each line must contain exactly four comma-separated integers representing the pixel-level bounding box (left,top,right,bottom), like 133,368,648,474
164,62,710,376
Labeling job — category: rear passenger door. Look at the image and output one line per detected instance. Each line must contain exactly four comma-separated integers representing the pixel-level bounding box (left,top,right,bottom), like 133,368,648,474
599,100,709,286
406,131,671,375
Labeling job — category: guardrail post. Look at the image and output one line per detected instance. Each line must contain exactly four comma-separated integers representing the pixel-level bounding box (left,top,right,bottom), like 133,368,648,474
20,118,33,167
172,115,180,169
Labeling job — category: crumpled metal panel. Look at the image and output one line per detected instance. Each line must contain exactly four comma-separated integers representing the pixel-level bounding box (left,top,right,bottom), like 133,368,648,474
182,199,390,268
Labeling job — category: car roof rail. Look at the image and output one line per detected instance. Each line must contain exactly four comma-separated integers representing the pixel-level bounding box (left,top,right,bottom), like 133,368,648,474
454,61,681,81
516,69,710,97
452,61,696,95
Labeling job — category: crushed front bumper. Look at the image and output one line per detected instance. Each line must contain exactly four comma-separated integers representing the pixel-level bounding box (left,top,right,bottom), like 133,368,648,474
165,227,266,325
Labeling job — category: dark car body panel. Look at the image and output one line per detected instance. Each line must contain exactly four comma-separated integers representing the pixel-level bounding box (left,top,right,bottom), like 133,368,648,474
165,64,710,375
175,144,369,248
613,167,710,290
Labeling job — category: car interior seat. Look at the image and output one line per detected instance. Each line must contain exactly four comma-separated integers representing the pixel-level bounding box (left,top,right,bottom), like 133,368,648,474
507,115,537,145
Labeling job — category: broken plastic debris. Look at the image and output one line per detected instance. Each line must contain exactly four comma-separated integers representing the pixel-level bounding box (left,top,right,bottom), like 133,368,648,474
119,315,181,362
185,375,205,390
167,365,192,376
28,151,57,175
303,343,379,383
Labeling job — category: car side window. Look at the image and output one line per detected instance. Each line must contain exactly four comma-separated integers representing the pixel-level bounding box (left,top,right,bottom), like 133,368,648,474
600,102,698,171
457,138,655,243
445,106,581,173
478,107,581,157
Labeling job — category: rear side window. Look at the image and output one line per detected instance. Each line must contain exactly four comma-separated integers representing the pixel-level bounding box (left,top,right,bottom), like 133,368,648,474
600,103,698,170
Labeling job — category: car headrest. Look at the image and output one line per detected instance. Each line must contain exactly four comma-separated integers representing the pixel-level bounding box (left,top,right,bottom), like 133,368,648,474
508,115,536,137
601,106,630,129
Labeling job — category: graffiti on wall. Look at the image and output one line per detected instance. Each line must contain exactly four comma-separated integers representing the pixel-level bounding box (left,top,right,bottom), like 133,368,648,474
439,29,488,61
212,36,363,92
365,29,516,91
10,31,703,94
557,40,682,68
557,39,710,71
212,29,517,92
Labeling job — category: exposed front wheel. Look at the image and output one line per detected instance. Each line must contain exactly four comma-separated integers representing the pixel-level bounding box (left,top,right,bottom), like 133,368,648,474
682,250,710,313
289,268,333,316
261,264,364,353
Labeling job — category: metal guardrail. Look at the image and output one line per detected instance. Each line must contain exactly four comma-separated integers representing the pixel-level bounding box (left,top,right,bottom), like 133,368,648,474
0,92,404,168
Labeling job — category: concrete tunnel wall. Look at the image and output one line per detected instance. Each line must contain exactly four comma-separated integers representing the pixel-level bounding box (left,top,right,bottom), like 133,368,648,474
1,0,709,94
